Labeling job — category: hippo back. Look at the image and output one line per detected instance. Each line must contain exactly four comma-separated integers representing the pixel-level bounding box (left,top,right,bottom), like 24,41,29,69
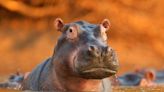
22,58,51,90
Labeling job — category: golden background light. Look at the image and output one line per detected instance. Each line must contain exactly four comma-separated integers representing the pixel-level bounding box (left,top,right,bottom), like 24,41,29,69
0,0,163,75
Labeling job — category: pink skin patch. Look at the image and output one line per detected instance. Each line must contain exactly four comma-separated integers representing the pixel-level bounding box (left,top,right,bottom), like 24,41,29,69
24,72,30,80
100,19,110,42
66,26,78,40
100,24,108,42
139,78,157,87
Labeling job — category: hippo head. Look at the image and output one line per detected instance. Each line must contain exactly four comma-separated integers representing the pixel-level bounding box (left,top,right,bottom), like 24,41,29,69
54,18,119,79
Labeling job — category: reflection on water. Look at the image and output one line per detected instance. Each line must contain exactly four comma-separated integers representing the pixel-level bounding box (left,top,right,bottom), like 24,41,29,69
0,89,19,92
0,87,164,92
113,86,164,92
1,76,164,92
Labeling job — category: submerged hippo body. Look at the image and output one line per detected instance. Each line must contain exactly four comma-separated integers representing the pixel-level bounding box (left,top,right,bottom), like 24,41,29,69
22,18,119,92
118,69,157,87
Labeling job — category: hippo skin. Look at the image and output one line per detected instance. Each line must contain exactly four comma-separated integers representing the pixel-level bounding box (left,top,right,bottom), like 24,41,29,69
21,18,119,92
117,69,161,86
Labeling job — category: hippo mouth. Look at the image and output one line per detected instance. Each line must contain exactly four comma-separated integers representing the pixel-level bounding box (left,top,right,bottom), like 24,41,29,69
79,67,117,79
83,68,116,74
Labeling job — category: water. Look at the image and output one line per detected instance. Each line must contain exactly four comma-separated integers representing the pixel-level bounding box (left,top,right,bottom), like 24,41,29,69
0,86,164,92
0,76,164,92
0,89,19,92
113,86,164,92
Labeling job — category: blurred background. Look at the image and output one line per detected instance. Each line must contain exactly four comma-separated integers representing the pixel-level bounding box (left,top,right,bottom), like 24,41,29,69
0,0,164,76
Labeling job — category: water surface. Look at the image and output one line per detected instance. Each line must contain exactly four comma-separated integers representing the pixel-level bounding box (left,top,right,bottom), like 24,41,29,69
1,76,164,92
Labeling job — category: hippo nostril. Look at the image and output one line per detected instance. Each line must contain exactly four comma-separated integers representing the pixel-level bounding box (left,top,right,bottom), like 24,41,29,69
105,46,112,52
88,45,96,52
88,45,100,57
102,46,114,59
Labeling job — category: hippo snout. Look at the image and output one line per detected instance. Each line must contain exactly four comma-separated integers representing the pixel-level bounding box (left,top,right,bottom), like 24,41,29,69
75,45,119,79
90,45,119,69
87,45,112,58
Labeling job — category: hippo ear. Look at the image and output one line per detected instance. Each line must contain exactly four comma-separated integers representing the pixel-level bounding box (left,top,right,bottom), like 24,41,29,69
100,19,111,31
145,70,156,81
54,18,64,32
100,19,110,41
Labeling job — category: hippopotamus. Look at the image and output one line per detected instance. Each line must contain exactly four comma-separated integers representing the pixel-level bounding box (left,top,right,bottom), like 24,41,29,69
22,18,119,92
0,72,23,89
155,70,164,84
118,73,142,86
117,69,157,87
19,18,119,92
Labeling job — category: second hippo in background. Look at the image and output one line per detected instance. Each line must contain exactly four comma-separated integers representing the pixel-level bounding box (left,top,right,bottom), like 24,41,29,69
116,69,164,87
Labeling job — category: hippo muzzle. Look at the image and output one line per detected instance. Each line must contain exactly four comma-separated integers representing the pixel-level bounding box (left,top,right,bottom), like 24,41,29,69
75,44,119,79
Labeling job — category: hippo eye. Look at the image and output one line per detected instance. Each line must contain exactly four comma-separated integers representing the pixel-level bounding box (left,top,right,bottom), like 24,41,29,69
69,29,73,33
66,26,78,40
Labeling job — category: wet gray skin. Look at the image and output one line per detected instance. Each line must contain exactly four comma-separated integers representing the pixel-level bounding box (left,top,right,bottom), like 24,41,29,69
21,18,119,91
117,69,164,86
118,73,142,86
